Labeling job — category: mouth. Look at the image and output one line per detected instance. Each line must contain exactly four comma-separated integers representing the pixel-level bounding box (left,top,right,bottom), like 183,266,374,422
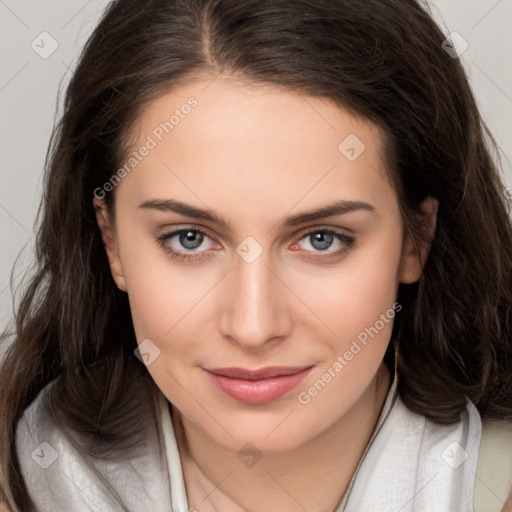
204,366,313,404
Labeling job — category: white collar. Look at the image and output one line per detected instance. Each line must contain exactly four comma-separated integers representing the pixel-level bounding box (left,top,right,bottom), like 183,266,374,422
157,391,189,511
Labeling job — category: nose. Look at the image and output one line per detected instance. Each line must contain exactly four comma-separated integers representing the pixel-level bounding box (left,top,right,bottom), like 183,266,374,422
219,248,292,350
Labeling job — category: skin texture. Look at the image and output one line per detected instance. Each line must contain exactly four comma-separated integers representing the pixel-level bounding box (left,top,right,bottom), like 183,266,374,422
94,75,437,511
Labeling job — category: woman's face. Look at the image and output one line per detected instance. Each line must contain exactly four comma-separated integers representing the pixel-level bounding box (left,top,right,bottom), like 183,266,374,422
96,75,430,454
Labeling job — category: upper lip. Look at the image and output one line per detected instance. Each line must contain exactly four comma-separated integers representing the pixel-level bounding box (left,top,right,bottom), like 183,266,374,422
205,366,312,380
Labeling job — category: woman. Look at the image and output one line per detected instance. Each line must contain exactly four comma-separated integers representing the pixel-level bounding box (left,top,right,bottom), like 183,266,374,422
1,0,511,510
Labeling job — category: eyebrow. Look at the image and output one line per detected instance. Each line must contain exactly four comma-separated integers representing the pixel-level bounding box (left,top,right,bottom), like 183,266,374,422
138,198,375,229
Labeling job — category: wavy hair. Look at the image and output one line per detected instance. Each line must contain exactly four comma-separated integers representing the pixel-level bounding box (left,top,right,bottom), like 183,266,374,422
1,0,511,509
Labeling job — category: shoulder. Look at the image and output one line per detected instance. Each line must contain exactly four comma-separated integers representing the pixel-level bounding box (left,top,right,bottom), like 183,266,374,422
15,380,78,510
15,379,172,511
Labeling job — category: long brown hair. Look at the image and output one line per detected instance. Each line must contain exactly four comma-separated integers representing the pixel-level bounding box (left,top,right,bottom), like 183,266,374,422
2,0,511,509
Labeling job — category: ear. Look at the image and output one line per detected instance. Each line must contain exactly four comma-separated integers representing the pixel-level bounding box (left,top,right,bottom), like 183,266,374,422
399,196,438,284
93,198,127,292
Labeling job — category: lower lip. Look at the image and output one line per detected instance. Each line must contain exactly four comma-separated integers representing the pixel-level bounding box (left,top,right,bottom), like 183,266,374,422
205,367,313,404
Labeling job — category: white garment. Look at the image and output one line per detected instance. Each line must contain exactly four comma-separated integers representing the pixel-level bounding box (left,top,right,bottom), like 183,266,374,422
337,380,482,511
16,375,482,511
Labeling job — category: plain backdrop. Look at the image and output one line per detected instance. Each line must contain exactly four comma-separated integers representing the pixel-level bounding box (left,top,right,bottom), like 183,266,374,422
1,0,511,330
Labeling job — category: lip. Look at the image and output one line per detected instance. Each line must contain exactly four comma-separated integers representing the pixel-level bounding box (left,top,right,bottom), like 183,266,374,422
205,366,313,404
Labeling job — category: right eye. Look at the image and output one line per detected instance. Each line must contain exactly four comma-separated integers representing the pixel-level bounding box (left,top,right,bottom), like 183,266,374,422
157,227,219,262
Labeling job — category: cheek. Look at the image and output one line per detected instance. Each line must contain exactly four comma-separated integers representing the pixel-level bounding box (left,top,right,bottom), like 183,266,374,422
115,219,202,339
341,253,400,342
118,234,209,400
293,237,402,428
116,224,222,402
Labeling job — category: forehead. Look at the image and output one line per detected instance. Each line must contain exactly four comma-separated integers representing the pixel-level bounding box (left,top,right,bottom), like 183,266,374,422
117,75,396,219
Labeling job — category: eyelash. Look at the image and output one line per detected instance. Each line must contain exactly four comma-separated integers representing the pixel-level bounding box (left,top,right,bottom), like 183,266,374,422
156,227,356,263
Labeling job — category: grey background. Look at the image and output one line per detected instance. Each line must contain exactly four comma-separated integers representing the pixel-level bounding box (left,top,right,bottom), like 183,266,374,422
1,0,511,328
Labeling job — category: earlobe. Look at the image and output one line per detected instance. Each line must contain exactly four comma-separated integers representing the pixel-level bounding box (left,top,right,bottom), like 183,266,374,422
93,198,127,292
399,196,438,284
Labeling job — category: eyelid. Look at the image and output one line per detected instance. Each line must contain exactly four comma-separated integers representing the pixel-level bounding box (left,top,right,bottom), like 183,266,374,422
158,224,221,244
293,223,353,237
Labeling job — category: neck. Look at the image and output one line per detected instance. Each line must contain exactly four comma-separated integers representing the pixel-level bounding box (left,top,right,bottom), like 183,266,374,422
173,362,392,512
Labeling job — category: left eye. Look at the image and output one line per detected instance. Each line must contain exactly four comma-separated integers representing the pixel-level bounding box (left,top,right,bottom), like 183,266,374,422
298,230,341,251
292,229,355,256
